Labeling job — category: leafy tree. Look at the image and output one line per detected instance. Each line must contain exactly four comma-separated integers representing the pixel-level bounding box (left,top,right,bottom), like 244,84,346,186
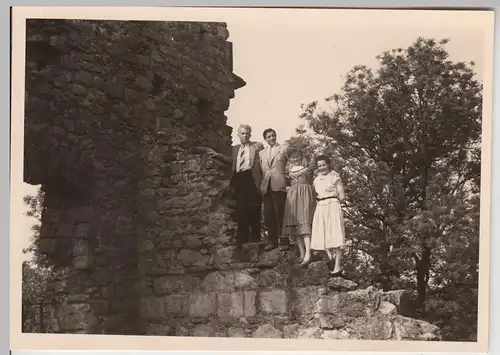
22,260,50,304
295,37,481,340
22,186,54,332
22,260,53,332
22,187,50,268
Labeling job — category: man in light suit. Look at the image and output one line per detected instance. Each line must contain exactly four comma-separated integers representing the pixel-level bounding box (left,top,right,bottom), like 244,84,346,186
259,128,290,251
231,124,264,249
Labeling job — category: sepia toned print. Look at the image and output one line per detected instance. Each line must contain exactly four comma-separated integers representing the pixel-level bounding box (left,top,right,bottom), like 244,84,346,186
12,6,493,353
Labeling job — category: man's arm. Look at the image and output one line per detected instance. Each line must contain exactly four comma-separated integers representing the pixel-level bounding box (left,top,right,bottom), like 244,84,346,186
199,146,233,165
255,141,264,152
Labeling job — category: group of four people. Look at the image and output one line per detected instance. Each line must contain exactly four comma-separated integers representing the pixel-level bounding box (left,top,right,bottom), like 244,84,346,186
230,124,345,275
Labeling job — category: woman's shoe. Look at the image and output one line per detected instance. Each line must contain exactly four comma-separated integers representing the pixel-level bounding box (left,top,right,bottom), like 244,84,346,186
299,257,311,268
329,269,343,277
327,258,335,271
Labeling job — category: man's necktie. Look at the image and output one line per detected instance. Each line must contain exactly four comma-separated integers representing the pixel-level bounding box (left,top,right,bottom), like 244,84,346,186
238,146,246,171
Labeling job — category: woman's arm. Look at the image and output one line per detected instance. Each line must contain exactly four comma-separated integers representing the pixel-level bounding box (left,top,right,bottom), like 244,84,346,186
336,179,345,202
285,165,291,189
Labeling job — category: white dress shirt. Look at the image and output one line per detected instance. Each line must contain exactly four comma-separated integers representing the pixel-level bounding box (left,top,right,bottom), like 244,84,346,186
236,144,251,172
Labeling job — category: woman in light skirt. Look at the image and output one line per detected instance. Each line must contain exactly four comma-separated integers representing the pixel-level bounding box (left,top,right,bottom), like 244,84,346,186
310,155,346,275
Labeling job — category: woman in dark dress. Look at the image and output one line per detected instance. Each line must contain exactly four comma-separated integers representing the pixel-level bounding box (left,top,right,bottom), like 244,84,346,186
282,148,316,266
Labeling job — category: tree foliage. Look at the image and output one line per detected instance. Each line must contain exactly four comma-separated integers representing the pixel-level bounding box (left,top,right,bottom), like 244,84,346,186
22,186,54,332
22,187,50,268
294,37,482,341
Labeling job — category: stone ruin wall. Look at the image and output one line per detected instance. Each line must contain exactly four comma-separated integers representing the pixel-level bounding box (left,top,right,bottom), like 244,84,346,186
24,19,441,340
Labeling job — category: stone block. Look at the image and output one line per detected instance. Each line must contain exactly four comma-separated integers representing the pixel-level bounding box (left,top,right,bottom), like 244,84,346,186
317,288,382,319
315,294,340,314
365,318,393,340
140,297,165,320
183,234,203,248
145,97,156,110
72,83,87,96
392,315,441,341
56,223,74,238
258,248,281,266
72,239,89,256
213,245,236,265
135,75,153,92
217,292,244,318
75,71,93,86
175,322,190,336
378,301,397,315
257,269,283,287
327,277,358,291
73,255,93,270
316,314,345,330
339,300,367,319
343,287,382,317
293,286,322,315
322,329,350,340
202,271,235,292
189,293,216,318
243,290,257,317
154,275,200,295
234,271,257,289
177,249,210,267
252,324,283,338
283,323,300,338
297,327,323,339
70,206,94,223
192,324,215,337
146,323,171,336
164,294,189,316
138,239,155,253
227,327,246,338
260,289,287,314
74,223,92,239
104,81,124,99
292,261,330,286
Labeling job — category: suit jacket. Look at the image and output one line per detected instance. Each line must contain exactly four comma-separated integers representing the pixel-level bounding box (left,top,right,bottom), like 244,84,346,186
259,143,289,194
231,141,264,191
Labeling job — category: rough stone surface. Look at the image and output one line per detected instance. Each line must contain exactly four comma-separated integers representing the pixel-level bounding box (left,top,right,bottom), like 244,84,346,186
26,19,441,341
253,324,283,338
260,289,288,314
25,18,244,335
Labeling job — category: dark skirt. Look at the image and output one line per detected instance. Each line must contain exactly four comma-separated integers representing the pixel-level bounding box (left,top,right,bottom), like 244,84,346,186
282,182,316,236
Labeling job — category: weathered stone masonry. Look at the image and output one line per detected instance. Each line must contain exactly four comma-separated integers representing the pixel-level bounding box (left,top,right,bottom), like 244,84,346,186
24,19,440,340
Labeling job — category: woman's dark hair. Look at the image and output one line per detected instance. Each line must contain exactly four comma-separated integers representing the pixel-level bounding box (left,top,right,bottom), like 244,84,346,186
315,154,331,167
263,128,276,139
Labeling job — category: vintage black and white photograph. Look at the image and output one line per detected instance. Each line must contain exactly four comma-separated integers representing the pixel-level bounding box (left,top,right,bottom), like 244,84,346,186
12,6,493,352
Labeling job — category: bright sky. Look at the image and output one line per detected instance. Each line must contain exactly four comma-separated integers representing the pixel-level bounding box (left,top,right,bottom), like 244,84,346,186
225,17,486,146
18,10,488,260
